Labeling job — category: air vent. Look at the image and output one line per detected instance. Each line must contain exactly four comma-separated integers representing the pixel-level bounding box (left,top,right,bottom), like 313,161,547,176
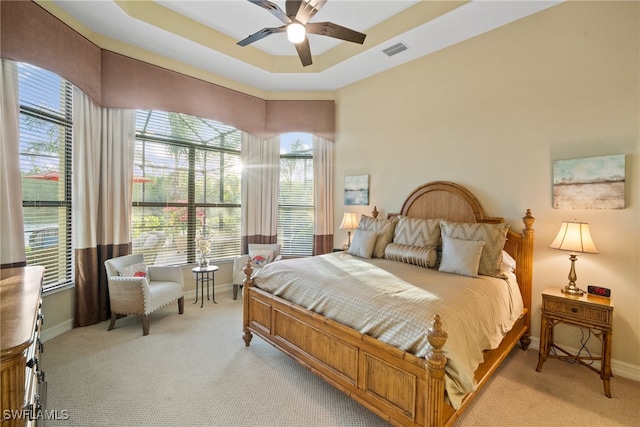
382,42,408,57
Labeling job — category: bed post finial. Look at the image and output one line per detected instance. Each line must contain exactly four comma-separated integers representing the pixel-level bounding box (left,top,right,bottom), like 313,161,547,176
372,206,378,218
425,314,447,427
242,259,254,346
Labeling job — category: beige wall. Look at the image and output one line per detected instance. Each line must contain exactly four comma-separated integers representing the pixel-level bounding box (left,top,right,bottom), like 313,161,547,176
334,1,639,371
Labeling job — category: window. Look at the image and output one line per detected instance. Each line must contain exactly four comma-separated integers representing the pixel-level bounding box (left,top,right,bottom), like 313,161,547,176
278,133,314,256
133,110,242,265
18,62,73,290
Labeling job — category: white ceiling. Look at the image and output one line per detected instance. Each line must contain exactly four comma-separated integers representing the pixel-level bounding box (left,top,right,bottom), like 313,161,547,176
47,0,563,93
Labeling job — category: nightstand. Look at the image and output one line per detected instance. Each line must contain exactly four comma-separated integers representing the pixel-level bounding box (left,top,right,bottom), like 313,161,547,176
536,286,613,397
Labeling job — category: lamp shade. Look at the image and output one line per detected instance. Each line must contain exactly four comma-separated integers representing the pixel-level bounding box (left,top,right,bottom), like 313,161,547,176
339,212,358,230
549,221,598,254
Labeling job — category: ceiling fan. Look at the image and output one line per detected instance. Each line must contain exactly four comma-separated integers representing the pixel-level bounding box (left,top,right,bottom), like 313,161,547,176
237,0,367,67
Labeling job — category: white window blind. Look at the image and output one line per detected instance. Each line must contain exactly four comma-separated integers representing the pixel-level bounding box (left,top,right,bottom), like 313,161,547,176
278,133,314,256
133,110,242,265
18,62,73,290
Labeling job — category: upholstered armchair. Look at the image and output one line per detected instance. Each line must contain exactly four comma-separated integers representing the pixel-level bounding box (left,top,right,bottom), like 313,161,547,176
104,254,184,336
232,243,282,300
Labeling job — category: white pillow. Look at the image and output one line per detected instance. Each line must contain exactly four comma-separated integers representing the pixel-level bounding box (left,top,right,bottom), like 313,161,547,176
347,229,378,259
502,250,516,273
438,237,486,278
118,262,147,278
248,249,273,267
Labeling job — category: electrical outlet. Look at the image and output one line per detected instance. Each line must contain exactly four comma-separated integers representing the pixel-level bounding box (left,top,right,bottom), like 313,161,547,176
587,285,611,298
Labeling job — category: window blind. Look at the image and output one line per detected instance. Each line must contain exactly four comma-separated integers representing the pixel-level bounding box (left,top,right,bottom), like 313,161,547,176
18,62,73,290
133,110,242,264
278,134,314,256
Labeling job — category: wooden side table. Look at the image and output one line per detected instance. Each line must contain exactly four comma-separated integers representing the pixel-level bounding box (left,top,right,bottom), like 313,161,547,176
536,286,613,397
192,265,219,308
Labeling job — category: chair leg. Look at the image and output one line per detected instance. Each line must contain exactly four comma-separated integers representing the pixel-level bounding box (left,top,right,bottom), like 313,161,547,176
142,314,150,336
108,313,118,331
178,296,184,314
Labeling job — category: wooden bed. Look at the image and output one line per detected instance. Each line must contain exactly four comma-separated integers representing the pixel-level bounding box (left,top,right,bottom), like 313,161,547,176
242,181,535,427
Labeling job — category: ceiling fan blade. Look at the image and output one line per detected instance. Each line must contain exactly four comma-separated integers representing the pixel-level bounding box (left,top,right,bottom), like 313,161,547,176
237,26,286,46
248,0,291,24
291,0,327,25
285,0,303,19
294,37,313,67
306,22,366,44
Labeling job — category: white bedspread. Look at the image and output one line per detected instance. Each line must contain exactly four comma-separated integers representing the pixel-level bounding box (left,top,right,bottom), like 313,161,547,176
252,252,524,409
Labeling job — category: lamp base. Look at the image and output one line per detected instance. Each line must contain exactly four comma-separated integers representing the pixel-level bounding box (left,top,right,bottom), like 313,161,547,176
561,285,584,296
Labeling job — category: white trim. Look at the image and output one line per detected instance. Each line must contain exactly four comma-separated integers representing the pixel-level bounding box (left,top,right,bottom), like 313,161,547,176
529,337,640,382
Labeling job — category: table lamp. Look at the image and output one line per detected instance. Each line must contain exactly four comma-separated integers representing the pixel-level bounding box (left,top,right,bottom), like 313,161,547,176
339,212,358,248
549,220,598,296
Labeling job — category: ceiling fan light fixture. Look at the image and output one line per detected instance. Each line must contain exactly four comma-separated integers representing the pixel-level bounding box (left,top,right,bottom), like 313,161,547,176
287,22,306,44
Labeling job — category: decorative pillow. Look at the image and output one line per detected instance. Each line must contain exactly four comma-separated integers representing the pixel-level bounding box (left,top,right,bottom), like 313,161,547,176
384,243,437,268
248,244,281,260
438,237,485,278
358,215,398,258
249,249,273,267
393,216,441,248
118,262,147,278
347,229,378,259
502,250,517,273
440,221,510,278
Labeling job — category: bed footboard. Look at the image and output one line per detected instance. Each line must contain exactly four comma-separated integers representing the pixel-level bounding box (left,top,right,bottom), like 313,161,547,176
242,261,454,427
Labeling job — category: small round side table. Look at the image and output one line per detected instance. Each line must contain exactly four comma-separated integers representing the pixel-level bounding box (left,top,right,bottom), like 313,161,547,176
192,265,219,308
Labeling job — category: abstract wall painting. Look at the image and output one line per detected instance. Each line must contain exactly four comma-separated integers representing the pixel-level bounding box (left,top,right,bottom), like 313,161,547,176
345,175,369,205
553,154,625,209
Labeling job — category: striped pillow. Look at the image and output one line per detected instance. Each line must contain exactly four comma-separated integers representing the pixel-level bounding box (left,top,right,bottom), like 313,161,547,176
384,243,437,268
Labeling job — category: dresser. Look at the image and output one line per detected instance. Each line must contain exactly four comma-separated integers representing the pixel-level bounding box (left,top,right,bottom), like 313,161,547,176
1,267,46,426
536,286,613,397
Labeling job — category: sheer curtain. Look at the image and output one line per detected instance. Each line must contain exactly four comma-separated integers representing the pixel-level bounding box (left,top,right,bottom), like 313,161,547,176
312,135,334,255
73,87,135,327
0,60,26,268
240,132,280,253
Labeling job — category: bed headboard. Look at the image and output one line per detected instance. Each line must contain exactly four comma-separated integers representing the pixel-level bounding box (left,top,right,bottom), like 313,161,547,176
391,181,535,338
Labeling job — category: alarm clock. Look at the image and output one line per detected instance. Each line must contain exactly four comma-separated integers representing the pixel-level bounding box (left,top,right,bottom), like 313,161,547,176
587,285,611,298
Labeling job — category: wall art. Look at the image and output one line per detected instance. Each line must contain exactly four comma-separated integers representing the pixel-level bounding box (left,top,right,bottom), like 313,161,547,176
345,174,369,205
553,154,625,209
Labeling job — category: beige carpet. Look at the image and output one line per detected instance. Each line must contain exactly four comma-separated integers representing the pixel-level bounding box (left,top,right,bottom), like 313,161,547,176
42,291,639,426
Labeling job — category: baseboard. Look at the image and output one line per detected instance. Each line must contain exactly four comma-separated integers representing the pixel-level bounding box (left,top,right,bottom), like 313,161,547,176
529,337,640,382
41,319,73,343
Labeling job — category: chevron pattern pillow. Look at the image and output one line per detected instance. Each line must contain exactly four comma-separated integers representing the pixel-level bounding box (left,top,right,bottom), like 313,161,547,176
358,215,398,258
440,220,510,278
393,216,441,248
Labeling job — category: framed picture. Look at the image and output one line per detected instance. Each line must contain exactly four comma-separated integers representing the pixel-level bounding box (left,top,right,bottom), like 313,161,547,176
553,154,625,209
345,175,369,205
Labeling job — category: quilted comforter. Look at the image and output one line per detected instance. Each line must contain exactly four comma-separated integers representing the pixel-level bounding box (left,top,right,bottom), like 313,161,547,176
252,251,524,409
